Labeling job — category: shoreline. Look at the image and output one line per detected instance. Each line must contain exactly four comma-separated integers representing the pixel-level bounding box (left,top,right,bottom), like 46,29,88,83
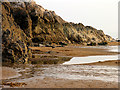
1,67,20,80
23,77,118,88
30,45,118,57
2,45,119,88
80,60,119,66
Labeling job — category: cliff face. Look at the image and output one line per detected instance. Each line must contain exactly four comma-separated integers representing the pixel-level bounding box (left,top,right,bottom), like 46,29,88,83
25,1,113,44
2,2,32,63
2,1,113,62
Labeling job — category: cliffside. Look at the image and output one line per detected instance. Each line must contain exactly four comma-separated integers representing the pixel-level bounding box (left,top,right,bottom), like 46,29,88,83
2,2,32,63
24,1,113,44
2,1,114,63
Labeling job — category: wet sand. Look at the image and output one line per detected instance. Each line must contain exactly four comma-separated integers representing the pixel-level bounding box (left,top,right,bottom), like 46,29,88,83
22,60,118,88
23,77,118,88
1,67,19,80
30,45,118,57
82,60,119,66
108,42,120,46
2,60,119,88
2,45,119,88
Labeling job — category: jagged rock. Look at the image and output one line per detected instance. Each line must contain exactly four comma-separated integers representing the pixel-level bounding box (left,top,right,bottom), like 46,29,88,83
2,2,32,63
2,1,114,63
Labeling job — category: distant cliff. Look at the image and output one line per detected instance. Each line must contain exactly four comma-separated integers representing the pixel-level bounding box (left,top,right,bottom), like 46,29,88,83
2,1,114,63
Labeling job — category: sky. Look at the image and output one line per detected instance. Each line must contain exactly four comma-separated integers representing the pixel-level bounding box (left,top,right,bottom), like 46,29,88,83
34,0,119,39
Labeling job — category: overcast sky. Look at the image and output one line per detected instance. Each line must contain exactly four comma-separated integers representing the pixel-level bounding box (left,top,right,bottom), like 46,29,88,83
34,0,119,39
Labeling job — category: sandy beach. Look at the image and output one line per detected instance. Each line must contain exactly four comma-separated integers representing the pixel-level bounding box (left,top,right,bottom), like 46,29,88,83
30,45,118,57
1,67,20,80
82,60,119,66
23,77,118,88
2,61,118,88
2,45,119,88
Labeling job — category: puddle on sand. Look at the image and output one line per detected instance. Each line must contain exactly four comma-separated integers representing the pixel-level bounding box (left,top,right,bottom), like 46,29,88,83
2,64,52,83
63,55,118,65
63,46,119,65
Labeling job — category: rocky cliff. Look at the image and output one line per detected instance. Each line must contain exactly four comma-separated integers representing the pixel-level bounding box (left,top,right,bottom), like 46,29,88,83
2,2,32,63
2,1,114,63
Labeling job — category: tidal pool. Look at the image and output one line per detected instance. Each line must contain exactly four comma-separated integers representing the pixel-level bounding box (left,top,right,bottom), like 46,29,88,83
63,46,119,65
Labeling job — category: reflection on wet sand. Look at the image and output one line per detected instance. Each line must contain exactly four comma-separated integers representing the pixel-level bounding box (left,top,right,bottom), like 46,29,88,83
2,46,119,88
